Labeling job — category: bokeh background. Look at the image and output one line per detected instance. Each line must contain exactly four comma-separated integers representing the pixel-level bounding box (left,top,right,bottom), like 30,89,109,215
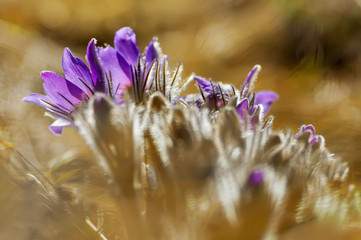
1,0,361,238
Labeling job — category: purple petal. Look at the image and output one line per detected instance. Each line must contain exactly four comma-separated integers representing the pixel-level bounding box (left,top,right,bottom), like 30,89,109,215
22,93,51,108
145,37,159,64
49,119,73,136
240,65,261,98
86,39,105,93
194,76,211,89
310,135,321,145
250,105,261,128
248,170,264,186
254,91,278,116
236,98,249,119
296,124,321,146
194,76,214,96
41,71,83,111
62,48,93,97
98,45,132,96
114,27,140,66
301,124,316,136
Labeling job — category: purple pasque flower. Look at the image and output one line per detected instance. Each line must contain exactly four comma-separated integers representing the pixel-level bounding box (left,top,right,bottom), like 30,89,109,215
236,65,278,122
193,76,237,110
296,124,322,146
23,39,105,135
100,27,188,105
23,27,164,135
97,27,165,103
194,65,278,121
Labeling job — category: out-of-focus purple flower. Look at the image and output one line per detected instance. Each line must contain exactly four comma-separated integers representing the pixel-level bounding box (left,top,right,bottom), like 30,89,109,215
296,124,322,146
236,65,278,119
248,169,264,186
194,65,278,122
23,27,163,135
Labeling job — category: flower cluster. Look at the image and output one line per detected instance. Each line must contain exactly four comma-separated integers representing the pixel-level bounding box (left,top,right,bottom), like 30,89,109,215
23,27,165,135
23,27,277,135
19,27,354,239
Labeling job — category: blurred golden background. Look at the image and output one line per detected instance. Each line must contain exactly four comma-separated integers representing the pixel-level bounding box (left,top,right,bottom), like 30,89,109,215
1,0,361,238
